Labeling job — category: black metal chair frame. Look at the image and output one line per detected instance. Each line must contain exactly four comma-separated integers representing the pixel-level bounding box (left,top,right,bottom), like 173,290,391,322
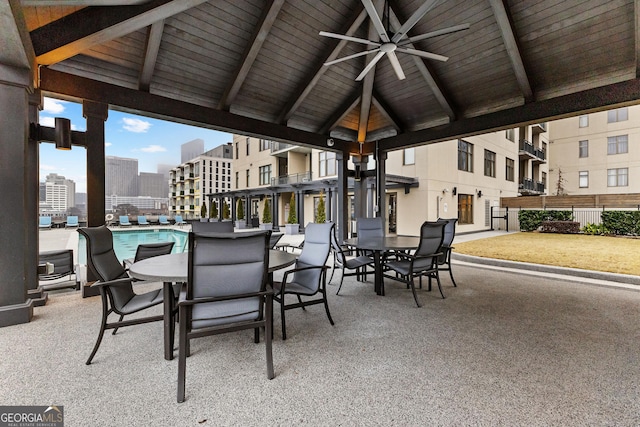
177,231,273,402
38,249,79,290
437,217,459,287
123,241,175,271
329,227,374,295
79,226,174,365
382,221,446,307
272,223,334,340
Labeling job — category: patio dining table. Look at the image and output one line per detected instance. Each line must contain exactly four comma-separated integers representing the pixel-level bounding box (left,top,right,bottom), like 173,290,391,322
128,249,297,360
344,236,420,296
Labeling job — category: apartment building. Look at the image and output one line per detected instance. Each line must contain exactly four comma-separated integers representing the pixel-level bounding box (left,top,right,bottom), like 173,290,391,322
169,146,233,219
211,125,548,235
548,106,640,195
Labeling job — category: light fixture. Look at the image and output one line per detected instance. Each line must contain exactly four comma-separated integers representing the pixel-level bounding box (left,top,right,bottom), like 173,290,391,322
327,138,335,147
442,188,449,194
477,190,482,198
452,187,457,196
54,117,72,150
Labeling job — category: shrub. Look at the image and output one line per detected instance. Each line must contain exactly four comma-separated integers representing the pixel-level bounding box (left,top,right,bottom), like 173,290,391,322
518,210,574,232
316,192,326,223
287,193,297,224
237,199,245,220
210,200,217,218
200,202,207,218
582,222,608,235
262,198,271,224
222,200,230,219
540,221,580,234
601,211,640,236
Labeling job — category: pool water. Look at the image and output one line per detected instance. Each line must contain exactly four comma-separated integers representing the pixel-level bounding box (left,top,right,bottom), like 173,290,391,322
78,228,189,264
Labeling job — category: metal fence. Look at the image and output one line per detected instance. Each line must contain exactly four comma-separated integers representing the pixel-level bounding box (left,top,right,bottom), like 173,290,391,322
490,206,640,232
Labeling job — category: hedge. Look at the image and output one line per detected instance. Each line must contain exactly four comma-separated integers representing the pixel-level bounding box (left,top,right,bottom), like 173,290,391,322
518,210,574,232
601,211,640,236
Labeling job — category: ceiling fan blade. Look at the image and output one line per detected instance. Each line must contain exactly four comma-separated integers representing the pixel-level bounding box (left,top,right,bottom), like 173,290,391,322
361,0,391,42
319,31,381,47
399,23,471,46
396,47,448,62
391,0,439,43
324,48,380,66
356,51,385,81
387,51,406,80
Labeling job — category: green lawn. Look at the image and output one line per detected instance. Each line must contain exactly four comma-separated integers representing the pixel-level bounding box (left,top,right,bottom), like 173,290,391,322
453,232,640,276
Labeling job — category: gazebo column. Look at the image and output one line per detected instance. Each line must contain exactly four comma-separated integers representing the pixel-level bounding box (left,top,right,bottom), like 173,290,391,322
336,151,349,241
0,64,34,326
27,90,47,306
83,100,108,227
326,186,333,223
375,147,388,234
231,196,237,222
351,154,369,221
273,192,280,230
297,189,304,232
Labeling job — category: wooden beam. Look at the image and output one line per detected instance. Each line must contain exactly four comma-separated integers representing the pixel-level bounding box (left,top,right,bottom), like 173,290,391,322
488,0,533,102
358,4,380,143
22,1,149,5
636,0,640,78
389,7,456,120
39,67,354,151
372,90,403,132
380,78,640,151
30,0,208,65
1,0,35,70
276,6,367,124
138,20,164,92
218,0,285,111
319,91,360,135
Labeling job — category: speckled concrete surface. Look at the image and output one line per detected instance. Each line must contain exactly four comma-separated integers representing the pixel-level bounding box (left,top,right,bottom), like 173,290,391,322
2,260,640,426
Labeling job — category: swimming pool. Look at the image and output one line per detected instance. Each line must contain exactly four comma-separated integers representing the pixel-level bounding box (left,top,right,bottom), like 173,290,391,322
78,228,189,264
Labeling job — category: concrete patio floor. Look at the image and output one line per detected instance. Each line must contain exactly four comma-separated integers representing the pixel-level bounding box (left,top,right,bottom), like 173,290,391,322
2,230,640,425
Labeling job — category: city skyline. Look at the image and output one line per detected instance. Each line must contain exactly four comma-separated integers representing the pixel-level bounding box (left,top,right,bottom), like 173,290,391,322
39,97,233,193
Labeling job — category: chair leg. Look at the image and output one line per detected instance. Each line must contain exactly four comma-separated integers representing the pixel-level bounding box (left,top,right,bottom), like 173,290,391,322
322,289,334,326
297,294,305,310
448,266,458,287
328,253,337,284
86,297,110,365
177,307,188,403
111,314,124,335
408,275,422,308
336,269,345,295
280,295,287,340
265,294,274,379
435,271,445,299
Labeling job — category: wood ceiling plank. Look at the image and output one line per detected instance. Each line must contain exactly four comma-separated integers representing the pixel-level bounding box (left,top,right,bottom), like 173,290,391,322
31,0,208,65
138,20,164,91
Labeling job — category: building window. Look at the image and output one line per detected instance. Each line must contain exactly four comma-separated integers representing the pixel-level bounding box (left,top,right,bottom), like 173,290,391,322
607,107,628,123
458,194,473,224
246,137,250,156
607,168,628,187
458,140,473,172
319,151,337,177
235,171,239,189
579,115,589,128
235,142,239,159
246,169,250,187
259,165,271,185
541,172,547,189
505,158,514,181
484,150,496,177
579,140,589,158
505,128,515,142
579,171,589,188
607,135,628,155
403,148,415,165
259,139,270,151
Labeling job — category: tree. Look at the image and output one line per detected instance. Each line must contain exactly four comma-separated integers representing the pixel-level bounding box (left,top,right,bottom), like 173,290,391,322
222,200,230,219
262,198,272,223
237,198,245,220
316,191,326,223
210,200,218,218
287,193,297,224
200,201,207,218
555,167,567,196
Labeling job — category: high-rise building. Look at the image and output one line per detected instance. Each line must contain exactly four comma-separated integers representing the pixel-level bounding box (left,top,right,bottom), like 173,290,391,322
105,156,138,196
44,173,75,210
181,138,205,163
139,172,168,198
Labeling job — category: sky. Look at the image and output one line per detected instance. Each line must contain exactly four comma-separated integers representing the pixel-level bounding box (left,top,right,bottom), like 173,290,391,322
39,97,233,193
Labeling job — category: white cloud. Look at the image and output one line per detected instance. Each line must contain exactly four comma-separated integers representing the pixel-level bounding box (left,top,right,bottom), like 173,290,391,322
122,117,151,133
39,116,79,130
39,164,58,171
42,98,66,114
105,142,112,147
139,145,166,153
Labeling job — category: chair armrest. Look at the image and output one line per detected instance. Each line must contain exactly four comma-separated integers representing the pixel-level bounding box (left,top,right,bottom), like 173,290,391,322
89,277,133,288
178,289,274,306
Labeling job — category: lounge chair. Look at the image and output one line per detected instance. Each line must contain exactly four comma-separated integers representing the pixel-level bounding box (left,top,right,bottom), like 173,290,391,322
119,216,132,227
158,215,170,225
65,216,79,228
39,216,52,229
137,215,150,226
174,215,186,227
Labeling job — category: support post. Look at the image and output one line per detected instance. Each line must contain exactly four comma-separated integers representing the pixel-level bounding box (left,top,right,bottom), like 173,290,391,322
336,151,349,241
83,101,108,227
375,145,388,234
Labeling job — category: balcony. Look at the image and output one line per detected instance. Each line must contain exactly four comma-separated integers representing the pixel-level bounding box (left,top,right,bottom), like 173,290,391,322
270,141,312,158
271,171,312,186
519,178,545,195
532,122,547,134
519,139,546,163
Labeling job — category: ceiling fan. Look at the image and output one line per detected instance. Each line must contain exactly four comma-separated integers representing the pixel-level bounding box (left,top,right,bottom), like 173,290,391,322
320,0,469,81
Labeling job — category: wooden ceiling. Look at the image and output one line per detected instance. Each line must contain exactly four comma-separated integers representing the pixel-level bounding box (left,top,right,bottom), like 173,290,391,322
11,0,640,153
